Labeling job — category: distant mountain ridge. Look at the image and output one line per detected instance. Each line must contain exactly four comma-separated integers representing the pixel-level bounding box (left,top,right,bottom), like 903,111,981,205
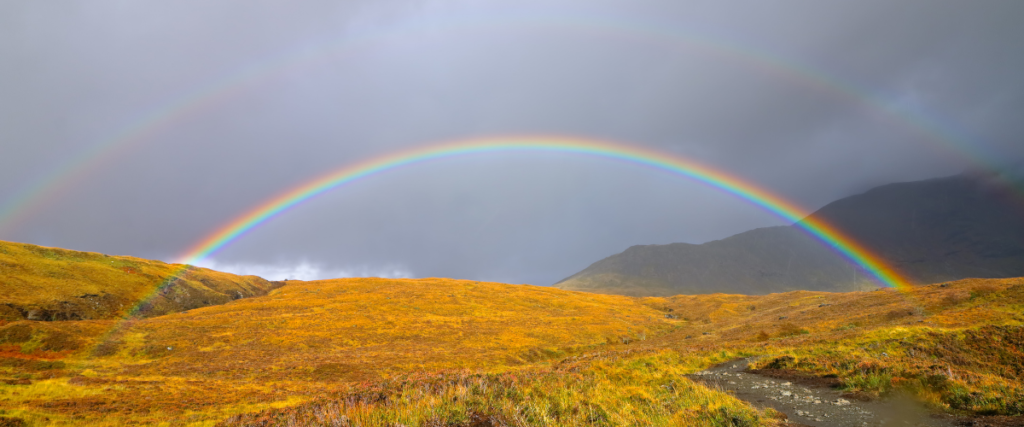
556,172,1024,296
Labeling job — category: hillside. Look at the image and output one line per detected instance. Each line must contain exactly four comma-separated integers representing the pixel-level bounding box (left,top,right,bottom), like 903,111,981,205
217,278,1024,426
556,172,1024,296
0,276,694,426
0,256,1021,426
0,240,283,321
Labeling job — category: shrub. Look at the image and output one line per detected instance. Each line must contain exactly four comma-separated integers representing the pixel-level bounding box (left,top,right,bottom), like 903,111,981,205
776,322,808,338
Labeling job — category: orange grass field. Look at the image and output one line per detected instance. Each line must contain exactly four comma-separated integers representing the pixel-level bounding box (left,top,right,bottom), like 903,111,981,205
0,240,279,322
1,242,1023,426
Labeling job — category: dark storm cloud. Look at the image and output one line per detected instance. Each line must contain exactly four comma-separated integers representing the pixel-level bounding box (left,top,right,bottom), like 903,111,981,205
2,0,1022,284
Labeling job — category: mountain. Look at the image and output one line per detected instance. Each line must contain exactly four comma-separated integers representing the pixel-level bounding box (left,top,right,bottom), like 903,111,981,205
0,239,284,321
556,172,1024,296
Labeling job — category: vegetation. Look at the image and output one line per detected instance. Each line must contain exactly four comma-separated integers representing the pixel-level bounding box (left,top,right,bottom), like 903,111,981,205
0,240,281,321
742,280,1024,415
641,277,1024,416
1,239,1022,426
219,351,774,427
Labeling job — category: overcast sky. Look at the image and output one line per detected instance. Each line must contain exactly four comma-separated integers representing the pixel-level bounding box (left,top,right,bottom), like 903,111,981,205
2,0,1022,284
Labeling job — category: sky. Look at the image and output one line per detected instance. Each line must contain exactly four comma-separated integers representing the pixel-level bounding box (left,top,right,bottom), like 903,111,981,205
1,0,1022,285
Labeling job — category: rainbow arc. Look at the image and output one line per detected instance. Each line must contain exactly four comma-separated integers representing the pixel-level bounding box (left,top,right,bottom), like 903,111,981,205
89,135,910,356
177,136,907,289
1,15,1007,234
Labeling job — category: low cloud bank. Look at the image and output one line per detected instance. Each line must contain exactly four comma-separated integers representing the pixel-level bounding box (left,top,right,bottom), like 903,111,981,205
193,259,412,281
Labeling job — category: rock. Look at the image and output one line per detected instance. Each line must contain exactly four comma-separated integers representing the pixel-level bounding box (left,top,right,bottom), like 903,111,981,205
781,382,792,386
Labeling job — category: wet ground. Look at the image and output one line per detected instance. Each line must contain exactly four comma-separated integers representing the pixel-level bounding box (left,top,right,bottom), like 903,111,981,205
689,358,961,427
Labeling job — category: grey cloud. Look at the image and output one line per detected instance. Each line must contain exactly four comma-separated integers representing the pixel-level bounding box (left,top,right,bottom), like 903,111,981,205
2,0,1022,285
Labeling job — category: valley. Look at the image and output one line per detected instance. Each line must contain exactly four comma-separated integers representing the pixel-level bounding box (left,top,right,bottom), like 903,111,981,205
1,243,1022,426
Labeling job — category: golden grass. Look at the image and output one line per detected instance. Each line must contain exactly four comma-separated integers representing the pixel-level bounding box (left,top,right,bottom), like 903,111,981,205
219,350,776,427
0,240,278,321
115,278,673,381
1,248,1022,426
1,277,685,426
638,277,1024,416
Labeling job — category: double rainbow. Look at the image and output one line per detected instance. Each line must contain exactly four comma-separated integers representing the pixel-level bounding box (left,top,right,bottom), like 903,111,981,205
178,136,908,289
1,14,1008,235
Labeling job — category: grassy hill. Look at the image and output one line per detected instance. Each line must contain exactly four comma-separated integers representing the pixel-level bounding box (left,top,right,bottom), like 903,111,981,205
0,276,705,426
217,277,1024,426
0,240,283,321
556,172,1024,296
1,257,1022,426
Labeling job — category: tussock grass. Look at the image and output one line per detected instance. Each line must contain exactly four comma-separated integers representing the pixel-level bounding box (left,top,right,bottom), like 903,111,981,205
1,241,1022,427
748,324,1024,414
0,240,279,321
219,351,774,427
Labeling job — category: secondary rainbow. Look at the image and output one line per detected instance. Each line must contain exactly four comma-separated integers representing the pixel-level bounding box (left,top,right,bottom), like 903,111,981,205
2,14,1010,235
178,136,908,289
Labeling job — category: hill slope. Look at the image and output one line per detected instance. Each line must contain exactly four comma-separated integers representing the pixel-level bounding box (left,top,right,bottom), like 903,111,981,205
557,172,1024,296
1,267,1022,425
0,277,683,426
0,239,283,320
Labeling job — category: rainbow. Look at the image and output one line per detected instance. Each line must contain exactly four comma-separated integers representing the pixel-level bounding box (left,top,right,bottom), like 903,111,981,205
1,14,1008,235
178,136,908,289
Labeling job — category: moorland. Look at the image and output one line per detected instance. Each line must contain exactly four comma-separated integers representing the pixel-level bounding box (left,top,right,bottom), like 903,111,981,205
1,239,1023,426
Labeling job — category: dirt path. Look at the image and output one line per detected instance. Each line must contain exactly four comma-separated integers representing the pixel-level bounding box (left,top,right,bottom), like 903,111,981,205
689,358,956,427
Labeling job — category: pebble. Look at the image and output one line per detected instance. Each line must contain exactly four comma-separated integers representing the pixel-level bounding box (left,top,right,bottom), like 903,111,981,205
690,360,949,427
